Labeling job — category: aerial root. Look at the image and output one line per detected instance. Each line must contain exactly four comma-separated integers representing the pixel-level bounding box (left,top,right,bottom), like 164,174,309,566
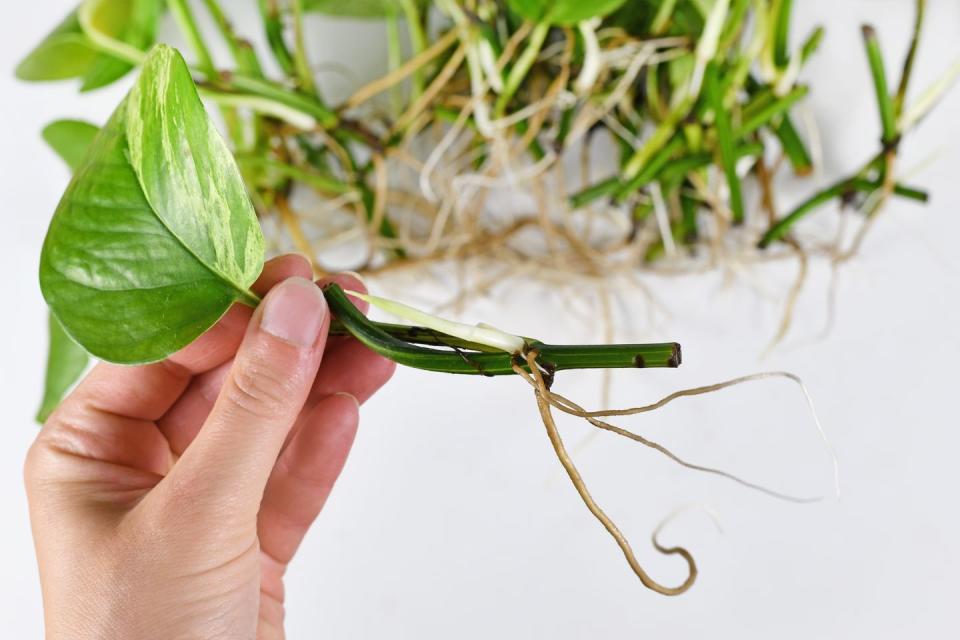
512,351,841,594
764,239,810,354
514,351,697,596
523,366,839,500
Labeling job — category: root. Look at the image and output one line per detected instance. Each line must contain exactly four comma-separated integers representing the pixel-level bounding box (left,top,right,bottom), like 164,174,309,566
262,8,927,357
344,29,459,110
276,196,325,276
514,351,697,596
764,239,809,354
512,350,841,594
522,369,832,503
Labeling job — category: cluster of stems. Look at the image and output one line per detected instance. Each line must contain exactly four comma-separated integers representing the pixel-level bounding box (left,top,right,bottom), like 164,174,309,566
53,0,945,276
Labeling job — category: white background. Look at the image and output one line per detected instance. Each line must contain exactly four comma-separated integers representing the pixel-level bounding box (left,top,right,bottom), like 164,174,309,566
2,1,959,638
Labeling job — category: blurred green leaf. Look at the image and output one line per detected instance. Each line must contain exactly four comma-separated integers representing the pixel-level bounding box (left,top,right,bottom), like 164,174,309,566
506,0,629,25
15,0,163,91
81,0,163,90
15,11,99,81
42,120,101,171
36,315,90,423
36,119,101,423
304,0,428,18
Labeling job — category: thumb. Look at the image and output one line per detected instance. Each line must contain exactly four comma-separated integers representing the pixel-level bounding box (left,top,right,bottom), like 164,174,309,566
159,276,330,522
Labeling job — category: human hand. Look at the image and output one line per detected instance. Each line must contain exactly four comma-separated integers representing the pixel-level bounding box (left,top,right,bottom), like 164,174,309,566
25,254,395,639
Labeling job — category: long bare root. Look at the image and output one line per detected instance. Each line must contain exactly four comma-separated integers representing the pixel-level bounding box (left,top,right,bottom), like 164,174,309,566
514,351,697,596
513,349,840,595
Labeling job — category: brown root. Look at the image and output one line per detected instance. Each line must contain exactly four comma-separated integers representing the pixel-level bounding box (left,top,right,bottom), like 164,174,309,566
513,350,697,596
511,350,840,594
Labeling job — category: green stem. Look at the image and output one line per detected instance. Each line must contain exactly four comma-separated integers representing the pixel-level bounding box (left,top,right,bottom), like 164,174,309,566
235,156,354,195
399,0,428,99
737,85,808,136
494,20,550,117
385,1,404,114
222,75,338,127
167,0,217,77
77,7,329,133
651,0,679,35
705,62,744,223
758,177,928,248
862,25,898,146
894,0,927,116
572,140,766,210
77,0,146,65
323,285,682,375
623,97,693,180
291,0,317,95
259,0,296,75
774,113,813,175
616,135,686,203
659,142,763,183
772,0,793,68
799,25,825,64
569,176,621,209
238,288,262,308
199,0,246,68
200,90,317,129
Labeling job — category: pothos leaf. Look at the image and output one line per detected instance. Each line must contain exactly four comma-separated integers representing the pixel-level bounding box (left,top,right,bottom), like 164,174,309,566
81,0,163,91
303,0,428,19
14,11,99,82
40,45,265,365
15,0,162,92
42,120,102,172
506,0,629,26
36,120,102,423
37,316,91,423
505,0,547,22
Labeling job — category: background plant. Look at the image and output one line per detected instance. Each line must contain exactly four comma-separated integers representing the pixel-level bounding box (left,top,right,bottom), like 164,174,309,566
19,1,953,277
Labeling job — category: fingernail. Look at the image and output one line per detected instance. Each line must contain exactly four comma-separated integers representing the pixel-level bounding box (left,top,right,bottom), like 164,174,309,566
333,391,360,409
260,277,327,346
341,271,367,288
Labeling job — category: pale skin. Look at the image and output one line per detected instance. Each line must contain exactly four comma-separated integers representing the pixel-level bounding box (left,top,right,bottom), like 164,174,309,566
24,254,396,639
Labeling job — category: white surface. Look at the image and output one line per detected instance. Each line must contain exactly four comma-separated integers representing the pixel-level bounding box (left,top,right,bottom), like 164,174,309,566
2,1,959,638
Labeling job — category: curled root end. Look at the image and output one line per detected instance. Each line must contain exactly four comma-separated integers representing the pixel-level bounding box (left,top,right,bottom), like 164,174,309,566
515,351,697,596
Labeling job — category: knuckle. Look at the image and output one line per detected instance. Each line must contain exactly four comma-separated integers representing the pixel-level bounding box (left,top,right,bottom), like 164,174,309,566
23,414,83,491
22,440,45,490
224,358,299,420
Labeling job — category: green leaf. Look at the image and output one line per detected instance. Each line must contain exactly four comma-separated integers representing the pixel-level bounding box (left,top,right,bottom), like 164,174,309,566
505,0,547,22
80,0,163,91
36,119,101,423
304,0,428,18
15,0,162,91
548,0,629,24
14,11,99,81
37,315,90,423
40,45,265,365
506,0,628,25
42,120,102,171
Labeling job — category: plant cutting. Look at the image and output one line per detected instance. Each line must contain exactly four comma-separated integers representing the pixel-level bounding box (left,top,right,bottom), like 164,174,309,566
29,42,847,596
